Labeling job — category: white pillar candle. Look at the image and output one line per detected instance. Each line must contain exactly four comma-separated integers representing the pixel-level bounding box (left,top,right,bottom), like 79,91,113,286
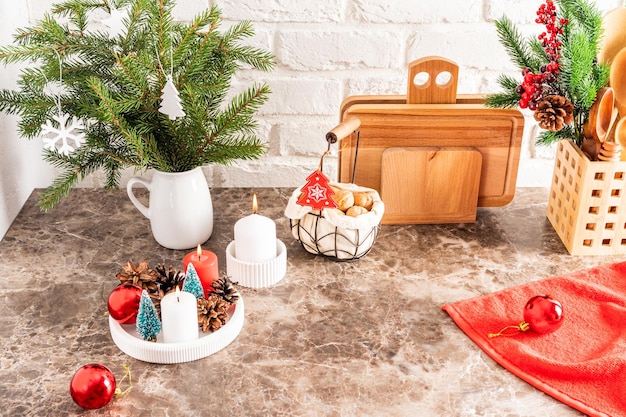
234,194,277,263
160,287,199,343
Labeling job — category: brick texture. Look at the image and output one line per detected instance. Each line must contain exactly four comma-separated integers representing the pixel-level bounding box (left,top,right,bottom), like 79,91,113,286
17,0,626,192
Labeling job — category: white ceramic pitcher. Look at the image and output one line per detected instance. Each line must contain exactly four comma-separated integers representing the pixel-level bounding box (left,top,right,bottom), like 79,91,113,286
126,167,213,250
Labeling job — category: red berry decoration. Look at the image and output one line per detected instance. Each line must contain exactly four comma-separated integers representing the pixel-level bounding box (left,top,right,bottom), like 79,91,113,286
488,294,564,338
70,364,116,409
107,284,142,324
514,1,569,111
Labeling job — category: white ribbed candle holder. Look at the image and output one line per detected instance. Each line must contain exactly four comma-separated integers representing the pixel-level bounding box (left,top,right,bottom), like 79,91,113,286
226,239,287,288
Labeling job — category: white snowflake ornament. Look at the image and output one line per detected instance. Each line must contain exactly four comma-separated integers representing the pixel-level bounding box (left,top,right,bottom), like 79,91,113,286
101,7,127,39
159,75,186,120
40,112,86,155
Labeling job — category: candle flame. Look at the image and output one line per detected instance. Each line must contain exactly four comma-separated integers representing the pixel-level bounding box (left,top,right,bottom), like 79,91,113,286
196,243,202,258
175,285,181,302
252,193,258,214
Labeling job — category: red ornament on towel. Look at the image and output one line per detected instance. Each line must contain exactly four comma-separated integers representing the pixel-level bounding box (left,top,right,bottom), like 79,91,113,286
488,294,564,337
296,169,338,210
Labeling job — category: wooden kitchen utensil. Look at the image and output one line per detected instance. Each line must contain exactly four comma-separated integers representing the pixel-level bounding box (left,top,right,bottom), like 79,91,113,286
583,87,616,142
610,48,626,117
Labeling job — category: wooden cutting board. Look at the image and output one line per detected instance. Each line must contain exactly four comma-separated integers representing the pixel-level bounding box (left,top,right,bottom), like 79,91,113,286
380,147,482,223
333,56,525,224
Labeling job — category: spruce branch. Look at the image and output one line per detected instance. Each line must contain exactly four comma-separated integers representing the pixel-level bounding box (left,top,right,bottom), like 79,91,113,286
557,0,603,46
214,83,271,138
536,126,576,147
484,74,520,108
38,148,108,210
493,16,541,71
0,0,274,209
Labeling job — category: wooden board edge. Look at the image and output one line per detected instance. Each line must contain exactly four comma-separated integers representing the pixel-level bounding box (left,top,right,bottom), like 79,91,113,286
339,94,487,117
381,213,478,224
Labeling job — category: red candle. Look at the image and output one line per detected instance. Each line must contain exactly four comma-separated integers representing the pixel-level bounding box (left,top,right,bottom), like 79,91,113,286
183,244,219,297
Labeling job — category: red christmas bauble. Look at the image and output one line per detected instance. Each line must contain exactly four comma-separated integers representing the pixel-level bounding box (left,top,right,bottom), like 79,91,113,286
70,364,116,409
107,284,142,324
523,294,564,334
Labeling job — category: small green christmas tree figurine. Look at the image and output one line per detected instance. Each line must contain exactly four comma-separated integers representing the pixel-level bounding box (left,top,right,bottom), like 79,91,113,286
136,290,161,342
0,0,274,210
182,263,204,299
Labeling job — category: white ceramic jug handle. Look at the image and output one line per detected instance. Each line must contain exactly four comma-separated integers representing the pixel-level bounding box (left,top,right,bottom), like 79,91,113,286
126,177,151,219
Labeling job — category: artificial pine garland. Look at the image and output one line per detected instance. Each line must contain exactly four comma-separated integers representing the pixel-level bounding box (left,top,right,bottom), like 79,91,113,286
485,0,609,148
0,0,274,210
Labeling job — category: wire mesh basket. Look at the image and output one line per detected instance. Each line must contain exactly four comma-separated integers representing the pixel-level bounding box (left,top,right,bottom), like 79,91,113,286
285,182,384,261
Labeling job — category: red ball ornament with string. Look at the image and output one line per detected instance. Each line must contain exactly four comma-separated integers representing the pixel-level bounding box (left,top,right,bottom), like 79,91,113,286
488,294,564,338
107,284,142,324
70,364,117,409
523,294,564,334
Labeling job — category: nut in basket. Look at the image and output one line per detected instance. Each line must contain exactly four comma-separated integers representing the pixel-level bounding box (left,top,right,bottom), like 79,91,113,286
285,182,384,261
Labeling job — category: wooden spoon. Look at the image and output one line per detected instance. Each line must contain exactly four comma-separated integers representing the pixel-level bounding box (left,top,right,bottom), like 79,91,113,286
614,117,626,161
598,7,626,65
583,87,615,142
609,48,626,118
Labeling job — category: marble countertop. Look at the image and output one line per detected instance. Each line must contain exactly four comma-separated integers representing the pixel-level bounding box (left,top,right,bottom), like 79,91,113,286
1,187,623,417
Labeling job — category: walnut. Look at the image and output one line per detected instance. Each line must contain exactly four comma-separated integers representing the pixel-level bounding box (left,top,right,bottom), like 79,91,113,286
332,189,354,212
353,192,373,211
345,205,368,217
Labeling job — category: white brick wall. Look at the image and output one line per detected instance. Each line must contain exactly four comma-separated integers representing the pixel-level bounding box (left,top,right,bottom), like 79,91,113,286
214,0,622,188
1,0,624,238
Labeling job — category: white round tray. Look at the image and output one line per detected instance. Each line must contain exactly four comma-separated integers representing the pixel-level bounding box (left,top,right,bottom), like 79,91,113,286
109,297,244,364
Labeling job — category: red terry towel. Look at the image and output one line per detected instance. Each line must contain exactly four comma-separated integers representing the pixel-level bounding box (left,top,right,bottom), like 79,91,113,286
442,262,626,417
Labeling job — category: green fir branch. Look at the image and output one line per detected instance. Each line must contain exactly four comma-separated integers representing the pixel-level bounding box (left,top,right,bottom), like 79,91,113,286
484,74,521,108
0,0,274,209
487,0,609,148
214,83,271,138
201,139,266,166
38,148,107,210
536,125,576,147
557,0,603,46
560,31,597,109
493,16,541,71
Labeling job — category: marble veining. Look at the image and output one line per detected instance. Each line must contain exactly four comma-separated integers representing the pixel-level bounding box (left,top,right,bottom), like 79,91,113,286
0,187,622,417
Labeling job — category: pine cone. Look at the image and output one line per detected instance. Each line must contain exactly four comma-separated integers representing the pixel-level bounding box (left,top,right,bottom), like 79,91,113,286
534,95,574,132
152,264,185,297
116,260,159,294
197,294,230,332
211,276,239,304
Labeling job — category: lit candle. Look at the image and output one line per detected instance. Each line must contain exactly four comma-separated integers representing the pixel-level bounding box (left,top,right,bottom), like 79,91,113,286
160,286,199,343
234,194,277,262
183,244,219,297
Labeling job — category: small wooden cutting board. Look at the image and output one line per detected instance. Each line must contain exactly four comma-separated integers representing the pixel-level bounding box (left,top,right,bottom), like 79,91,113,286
380,147,482,223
